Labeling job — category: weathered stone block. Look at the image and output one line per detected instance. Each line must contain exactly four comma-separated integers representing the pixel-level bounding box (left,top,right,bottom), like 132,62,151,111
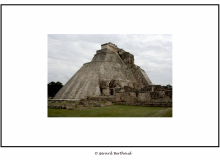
105,101,112,106
158,91,165,98
150,92,160,99
115,92,136,102
116,93,122,102
66,106,73,110
165,90,172,98
103,88,110,96
94,103,101,107
138,92,151,102
124,86,135,92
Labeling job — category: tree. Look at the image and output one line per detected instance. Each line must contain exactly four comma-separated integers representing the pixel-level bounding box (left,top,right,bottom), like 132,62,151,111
48,81,63,98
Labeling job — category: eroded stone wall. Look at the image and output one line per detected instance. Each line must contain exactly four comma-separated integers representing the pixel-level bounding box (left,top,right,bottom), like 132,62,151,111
115,92,136,102
115,85,172,107
121,52,134,64
137,92,151,102
101,44,118,53
125,64,152,89
92,48,121,62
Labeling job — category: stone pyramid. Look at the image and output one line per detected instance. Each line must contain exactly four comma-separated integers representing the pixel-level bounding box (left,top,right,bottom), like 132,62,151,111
54,42,152,99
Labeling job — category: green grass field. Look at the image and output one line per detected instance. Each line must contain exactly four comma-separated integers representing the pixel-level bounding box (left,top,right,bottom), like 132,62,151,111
48,105,172,117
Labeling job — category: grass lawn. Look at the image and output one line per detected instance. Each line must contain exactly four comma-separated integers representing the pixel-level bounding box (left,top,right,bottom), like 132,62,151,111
48,105,172,117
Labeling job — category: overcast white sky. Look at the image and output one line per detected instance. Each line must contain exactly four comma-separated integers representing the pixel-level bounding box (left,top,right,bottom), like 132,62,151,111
48,34,172,86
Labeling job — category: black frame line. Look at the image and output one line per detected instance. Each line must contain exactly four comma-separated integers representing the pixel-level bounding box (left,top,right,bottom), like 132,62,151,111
1,4,219,148
1,4,219,6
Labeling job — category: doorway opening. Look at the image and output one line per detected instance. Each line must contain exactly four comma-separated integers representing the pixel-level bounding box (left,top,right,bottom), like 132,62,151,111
110,89,114,95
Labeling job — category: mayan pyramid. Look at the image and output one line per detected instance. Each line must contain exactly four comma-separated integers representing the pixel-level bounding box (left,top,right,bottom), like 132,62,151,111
54,42,153,99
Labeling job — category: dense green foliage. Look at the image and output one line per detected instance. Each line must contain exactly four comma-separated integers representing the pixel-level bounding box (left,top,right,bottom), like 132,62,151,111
48,81,63,97
48,105,172,117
